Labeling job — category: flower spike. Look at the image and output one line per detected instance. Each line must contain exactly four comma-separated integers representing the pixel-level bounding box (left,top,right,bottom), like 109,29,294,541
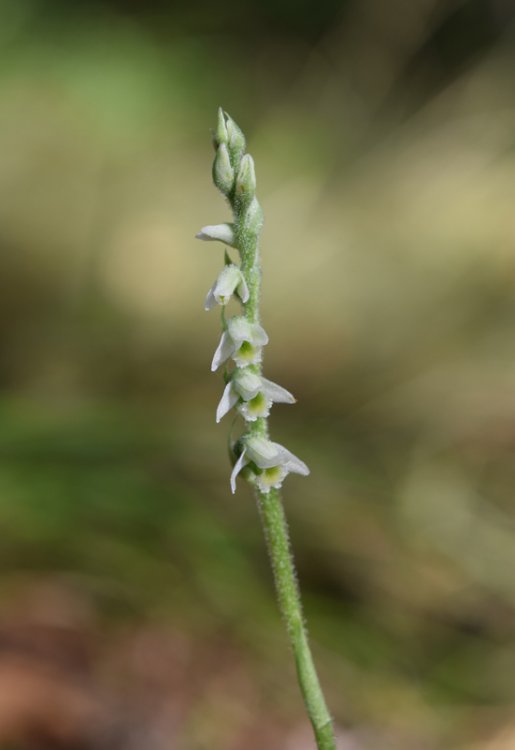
198,110,308,489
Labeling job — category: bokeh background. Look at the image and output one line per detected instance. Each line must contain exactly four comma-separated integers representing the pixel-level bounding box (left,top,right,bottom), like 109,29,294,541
1,0,515,747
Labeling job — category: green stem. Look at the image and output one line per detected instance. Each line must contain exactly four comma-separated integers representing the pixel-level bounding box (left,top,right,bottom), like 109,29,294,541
256,488,336,750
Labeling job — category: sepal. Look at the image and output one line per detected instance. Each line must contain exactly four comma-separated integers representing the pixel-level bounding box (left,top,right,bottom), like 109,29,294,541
196,223,236,247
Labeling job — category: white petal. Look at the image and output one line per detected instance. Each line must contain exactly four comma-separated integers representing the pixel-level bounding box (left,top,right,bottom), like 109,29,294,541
230,450,249,494
196,223,236,246
251,323,269,346
233,369,262,400
227,316,254,345
280,447,310,476
237,275,249,303
245,436,283,469
216,382,239,423
245,437,309,475
211,331,235,371
204,286,217,311
213,265,241,304
261,378,296,404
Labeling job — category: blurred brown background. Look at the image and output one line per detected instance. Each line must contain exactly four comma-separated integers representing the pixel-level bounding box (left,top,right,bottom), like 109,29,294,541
1,0,515,748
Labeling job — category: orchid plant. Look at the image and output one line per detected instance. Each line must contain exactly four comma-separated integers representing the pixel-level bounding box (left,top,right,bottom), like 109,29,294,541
197,109,336,750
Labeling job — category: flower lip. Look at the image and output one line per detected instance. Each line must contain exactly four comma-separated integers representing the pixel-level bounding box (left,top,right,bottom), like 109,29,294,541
237,392,271,421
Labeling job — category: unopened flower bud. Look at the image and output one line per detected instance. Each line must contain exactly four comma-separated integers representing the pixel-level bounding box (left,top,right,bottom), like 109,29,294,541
235,154,256,203
213,143,234,195
226,115,246,167
239,198,263,238
214,107,228,146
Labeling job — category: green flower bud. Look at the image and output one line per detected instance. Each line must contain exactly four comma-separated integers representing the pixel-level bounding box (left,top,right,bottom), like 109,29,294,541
214,106,228,146
212,143,234,195
236,154,256,198
239,197,263,238
226,115,246,168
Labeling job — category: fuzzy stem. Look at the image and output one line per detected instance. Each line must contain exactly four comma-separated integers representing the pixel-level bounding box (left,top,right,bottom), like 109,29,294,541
256,488,336,750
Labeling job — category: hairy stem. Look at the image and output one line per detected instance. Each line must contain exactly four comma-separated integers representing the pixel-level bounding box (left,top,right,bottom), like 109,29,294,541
256,488,336,750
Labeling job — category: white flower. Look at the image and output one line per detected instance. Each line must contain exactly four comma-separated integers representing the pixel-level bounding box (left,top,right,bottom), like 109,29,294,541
195,223,236,247
216,370,296,423
230,435,309,493
211,316,268,372
204,265,249,310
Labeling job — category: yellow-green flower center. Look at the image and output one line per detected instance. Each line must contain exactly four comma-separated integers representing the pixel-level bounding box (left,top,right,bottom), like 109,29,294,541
246,392,267,416
236,341,258,363
259,466,285,488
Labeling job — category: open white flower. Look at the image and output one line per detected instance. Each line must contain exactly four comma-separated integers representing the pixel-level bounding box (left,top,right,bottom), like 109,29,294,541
238,377,295,421
211,316,268,372
216,370,295,423
230,435,309,493
204,265,249,310
196,223,236,247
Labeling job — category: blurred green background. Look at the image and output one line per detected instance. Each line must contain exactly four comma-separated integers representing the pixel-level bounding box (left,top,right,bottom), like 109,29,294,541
1,0,515,748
